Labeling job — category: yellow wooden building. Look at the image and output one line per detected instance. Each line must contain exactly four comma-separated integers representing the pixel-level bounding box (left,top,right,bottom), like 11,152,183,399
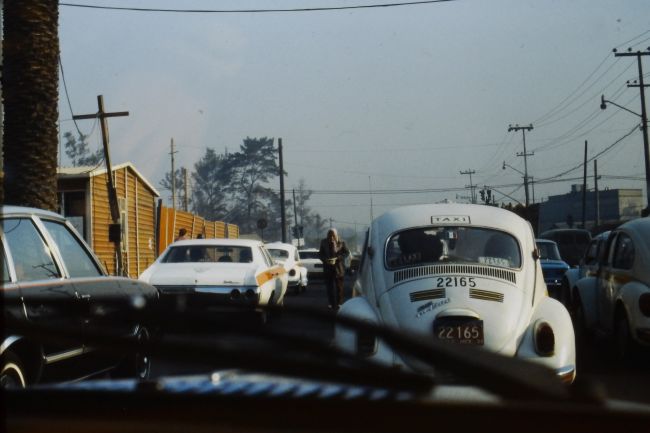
58,162,239,277
58,163,160,277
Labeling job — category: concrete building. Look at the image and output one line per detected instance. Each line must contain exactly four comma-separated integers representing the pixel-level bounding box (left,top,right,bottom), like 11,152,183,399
538,185,642,233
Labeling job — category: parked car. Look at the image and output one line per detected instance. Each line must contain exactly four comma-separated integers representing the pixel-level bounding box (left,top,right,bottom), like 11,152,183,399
1,206,158,387
297,248,324,278
535,239,570,299
335,203,576,382
560,231,611,309
266,242,308,294
573,219,650,360
349,252,362,274
538,228,592,268
139,239,287,324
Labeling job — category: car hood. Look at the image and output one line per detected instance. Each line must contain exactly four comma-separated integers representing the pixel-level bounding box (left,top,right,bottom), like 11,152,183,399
146,263,257,287
378,275,531,359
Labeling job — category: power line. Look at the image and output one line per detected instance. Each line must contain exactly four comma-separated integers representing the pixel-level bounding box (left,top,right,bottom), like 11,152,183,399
535,123,640,183
60,1,456,13
59,55,86,138
532,28,650,125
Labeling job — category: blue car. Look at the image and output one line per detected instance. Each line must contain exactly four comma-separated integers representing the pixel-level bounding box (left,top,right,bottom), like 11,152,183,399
536,239,570,299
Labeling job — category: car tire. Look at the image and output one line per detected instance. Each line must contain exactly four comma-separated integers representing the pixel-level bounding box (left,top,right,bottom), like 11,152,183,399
615,311,638,364
573,294,590,342
560,279,572,311
1,351,27,389
112,327,151,380
293,285,301,295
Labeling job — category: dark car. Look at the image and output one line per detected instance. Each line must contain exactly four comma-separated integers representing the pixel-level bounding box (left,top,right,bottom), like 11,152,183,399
538,229,592,268
536,239,570,299
1,206,159,387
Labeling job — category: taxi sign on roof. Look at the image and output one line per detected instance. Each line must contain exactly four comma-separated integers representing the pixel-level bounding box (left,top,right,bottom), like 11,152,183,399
431,215,471,224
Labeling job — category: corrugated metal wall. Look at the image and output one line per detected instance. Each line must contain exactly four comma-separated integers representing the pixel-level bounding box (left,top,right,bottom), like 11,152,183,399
157,206,237,255
91,167,158,277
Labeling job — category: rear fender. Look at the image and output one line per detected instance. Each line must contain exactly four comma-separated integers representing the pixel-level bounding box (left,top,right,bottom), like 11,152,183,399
618,281,650,344
335,297,393,366
516,296,576,375
576,276,599,329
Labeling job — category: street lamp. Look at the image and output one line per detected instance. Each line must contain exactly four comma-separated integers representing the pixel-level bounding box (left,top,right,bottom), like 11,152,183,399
600,93,650,215
502,161,535,204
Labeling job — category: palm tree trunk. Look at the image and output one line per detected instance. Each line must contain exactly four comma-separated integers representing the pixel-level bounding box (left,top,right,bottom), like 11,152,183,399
2,1,60,210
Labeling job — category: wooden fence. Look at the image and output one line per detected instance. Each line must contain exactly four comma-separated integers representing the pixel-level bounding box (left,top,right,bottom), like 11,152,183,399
156,205,239,255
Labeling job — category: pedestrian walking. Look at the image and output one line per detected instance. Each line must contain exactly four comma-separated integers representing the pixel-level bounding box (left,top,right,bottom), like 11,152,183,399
319,228,350,310
175,228,189,241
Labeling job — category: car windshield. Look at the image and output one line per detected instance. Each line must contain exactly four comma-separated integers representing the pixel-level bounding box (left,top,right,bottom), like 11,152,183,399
162,245,253,263
386,226,521,270
268,249,289,260
537,242,562,261
299,251,320,260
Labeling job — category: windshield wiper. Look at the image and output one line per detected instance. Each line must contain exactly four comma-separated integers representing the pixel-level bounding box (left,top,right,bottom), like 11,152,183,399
4,298,603,403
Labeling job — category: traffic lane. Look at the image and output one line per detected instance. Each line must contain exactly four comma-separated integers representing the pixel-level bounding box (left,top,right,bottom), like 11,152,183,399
577,333,650,404
149,276,349,379
148,276,650,405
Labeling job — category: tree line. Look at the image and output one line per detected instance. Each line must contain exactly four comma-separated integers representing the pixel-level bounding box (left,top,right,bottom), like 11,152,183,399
65,133,328,243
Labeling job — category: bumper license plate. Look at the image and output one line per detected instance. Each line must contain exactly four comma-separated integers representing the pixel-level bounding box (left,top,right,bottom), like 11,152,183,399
434,319,484,345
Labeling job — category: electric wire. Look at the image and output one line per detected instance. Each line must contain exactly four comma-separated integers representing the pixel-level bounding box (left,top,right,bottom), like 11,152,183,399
59,54,86,138
60,0,457,13
535,61,633,128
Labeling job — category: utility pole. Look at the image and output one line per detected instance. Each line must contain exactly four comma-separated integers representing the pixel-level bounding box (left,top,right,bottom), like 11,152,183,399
459,169,476,204
183,167,189,211
278,138,287,243
170,138,177,210
508,124,534,206
369,176,374,222
614,48,650,214
292,188,300,246
73,95,129,275
582,140,588,229
594,159,601,227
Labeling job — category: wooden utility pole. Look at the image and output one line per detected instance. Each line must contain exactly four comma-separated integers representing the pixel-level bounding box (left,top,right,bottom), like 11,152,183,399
73,95,129,275
460,169,477,204
170,138,177,210
508,124,534,206
278,138,287,243
582,140,588,229
594,159,601,227
614,48,650,214
183,167,189,211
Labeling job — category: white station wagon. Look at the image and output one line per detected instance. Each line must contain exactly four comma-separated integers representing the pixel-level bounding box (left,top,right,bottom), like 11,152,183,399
266,242,308,294
140,239,287,323
335,203,576,383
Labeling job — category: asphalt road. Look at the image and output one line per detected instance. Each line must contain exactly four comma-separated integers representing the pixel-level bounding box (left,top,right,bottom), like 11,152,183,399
150,276,650,404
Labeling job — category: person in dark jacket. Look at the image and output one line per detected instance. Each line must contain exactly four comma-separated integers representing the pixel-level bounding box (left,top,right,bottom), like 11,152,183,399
319,228,350,310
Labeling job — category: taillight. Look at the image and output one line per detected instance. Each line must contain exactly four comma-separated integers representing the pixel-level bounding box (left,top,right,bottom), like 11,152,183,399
356,330,377,357
639,293,650,317
534,321,555,356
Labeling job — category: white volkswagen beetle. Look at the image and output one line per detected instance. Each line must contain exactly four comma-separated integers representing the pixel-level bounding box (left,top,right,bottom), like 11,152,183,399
574,218,650,361
140,239,287,323
335,203,576,382
266,242,308,294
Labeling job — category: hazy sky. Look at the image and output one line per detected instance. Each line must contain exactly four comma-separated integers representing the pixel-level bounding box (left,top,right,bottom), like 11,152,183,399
58,0,650,230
